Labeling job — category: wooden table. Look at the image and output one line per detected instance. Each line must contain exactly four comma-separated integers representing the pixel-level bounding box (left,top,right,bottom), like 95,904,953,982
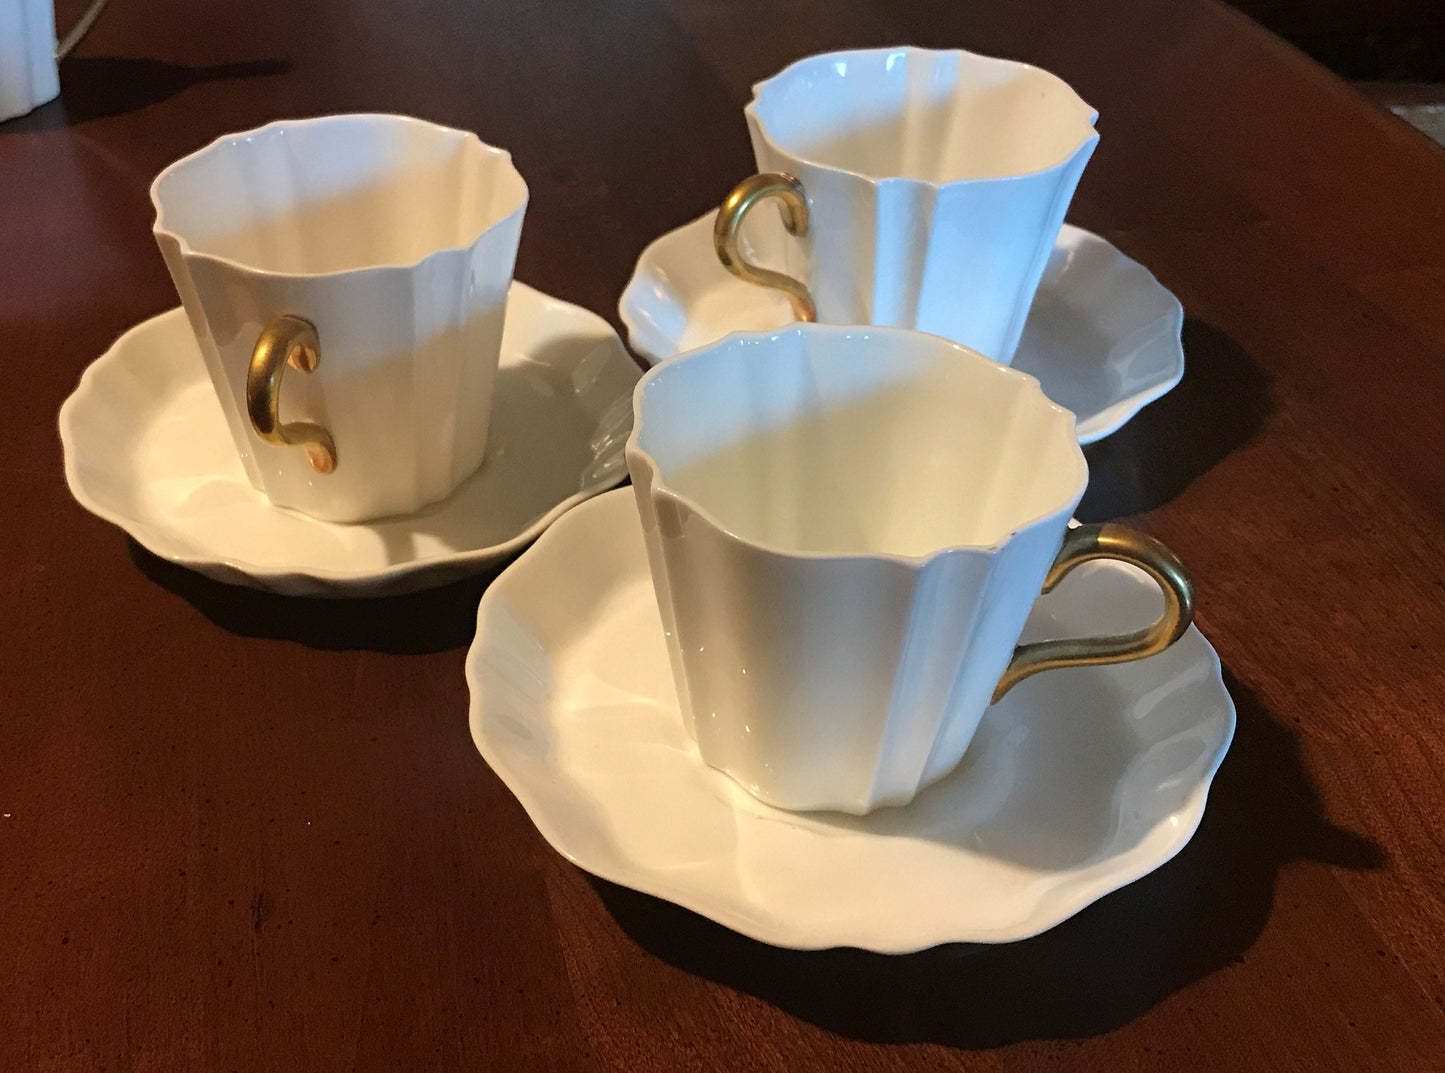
6,0,1444,1068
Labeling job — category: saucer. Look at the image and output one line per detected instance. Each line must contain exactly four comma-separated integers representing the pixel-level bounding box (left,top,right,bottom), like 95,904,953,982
60,283,641,597
619,212,1185,444
468,490,1236,952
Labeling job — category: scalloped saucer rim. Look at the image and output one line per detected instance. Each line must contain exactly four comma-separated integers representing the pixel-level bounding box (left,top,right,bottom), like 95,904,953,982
618,212,1185,445
468,489,1236,952
59,282,640,597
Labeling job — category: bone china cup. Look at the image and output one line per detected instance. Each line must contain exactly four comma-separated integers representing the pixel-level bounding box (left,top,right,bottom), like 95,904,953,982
0,0,109,122
714,47,1098,364
152,114,528,523
625,325,1194,814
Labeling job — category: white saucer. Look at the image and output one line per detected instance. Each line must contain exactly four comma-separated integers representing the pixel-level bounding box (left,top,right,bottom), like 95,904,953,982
468,490,1236,952
60,283,641,597
619,212,1185,444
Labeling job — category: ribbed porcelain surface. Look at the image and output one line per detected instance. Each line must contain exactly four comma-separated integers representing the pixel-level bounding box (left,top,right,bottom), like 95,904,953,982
744,47,1098,363
151,114,528,522
0,0,61,121
626,324,1086,814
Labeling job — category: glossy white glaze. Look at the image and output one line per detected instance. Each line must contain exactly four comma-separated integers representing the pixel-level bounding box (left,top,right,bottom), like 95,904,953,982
626,324,1090,813
467,490,1236,950
59,284,638,596
742,46,1098,362
0,0,59,121
151,114,528,522
619,212,1185,444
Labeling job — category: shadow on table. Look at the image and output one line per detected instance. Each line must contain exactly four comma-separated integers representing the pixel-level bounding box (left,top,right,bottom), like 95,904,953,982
589,672,1384,1048
127,540,503,654
1078,318,1272,522
1,57,288,133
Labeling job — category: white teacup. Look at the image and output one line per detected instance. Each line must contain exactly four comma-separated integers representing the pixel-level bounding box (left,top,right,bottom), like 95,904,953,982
714,46,1098,364
152,114,528,523
0,0,109,121
626,325,1193,814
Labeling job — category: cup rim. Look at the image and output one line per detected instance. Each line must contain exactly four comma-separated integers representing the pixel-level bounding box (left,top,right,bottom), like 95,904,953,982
745,45,1099,188
625,323,1087,566
149,112,529,281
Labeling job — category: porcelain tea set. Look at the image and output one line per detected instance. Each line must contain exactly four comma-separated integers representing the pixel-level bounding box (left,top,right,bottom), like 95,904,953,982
60,46,1235,951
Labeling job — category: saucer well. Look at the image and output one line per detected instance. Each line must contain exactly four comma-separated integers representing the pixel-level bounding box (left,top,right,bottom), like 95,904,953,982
60,283,640,597
468,490,1236,952
619,212,1185,444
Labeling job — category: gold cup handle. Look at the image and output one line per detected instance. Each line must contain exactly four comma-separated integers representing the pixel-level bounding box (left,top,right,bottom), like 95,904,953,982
713,172,817,323
992,524,1195,703
245,314,337,475
56,0,112,60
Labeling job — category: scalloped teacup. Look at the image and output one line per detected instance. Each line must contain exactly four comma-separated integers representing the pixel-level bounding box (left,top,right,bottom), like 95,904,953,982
626,325,1193,814
714,47,1098,364
151,114,528,523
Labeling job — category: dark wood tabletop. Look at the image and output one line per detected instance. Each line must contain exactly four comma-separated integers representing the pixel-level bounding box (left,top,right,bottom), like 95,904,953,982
6,0,1445,1068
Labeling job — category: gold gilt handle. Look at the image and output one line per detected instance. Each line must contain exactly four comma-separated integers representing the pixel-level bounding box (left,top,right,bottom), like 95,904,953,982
713,172,817,323
56,0,111,60
992,524,1194,703
246,314,337,475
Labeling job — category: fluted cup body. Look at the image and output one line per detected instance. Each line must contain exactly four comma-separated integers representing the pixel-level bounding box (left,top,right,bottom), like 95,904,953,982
626,325,1087,814
744,47,1098,363
0,0,60,121
152,114,528,522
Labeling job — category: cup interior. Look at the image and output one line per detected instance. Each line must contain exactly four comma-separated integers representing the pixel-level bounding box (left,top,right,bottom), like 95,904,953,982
632,327,1085,559
751,48,1097,183
152,115,527,275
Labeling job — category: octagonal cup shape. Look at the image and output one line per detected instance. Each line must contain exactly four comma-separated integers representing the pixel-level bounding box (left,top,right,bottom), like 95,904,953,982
626,324,1194,814
152,114,528,523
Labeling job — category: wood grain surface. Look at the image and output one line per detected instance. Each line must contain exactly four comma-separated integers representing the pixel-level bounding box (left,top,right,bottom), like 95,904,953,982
4,0,1444,1069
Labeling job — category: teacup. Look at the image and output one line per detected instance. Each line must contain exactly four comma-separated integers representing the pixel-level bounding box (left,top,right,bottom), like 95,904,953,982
0,0,110,121
152,114,528,523
714,46,1098,364
626,324,1193,814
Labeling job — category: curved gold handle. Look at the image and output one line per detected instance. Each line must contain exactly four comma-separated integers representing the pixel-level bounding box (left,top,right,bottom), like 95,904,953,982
713,172,817,323
246,314,337,475
56,0,112,60
992,523,1194,703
